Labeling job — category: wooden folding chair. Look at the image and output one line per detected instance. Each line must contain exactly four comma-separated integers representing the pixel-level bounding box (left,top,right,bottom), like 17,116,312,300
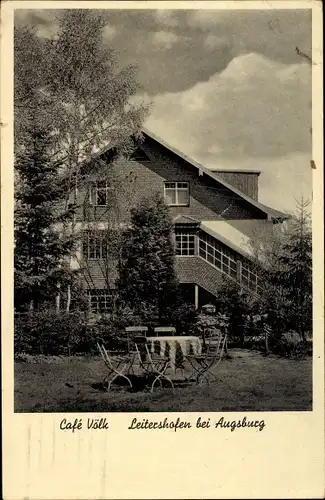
132,336,174,393
97,342,134,392
186,330,227,385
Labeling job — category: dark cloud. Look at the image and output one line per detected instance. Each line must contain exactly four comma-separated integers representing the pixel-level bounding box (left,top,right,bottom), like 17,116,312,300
15,8,311,94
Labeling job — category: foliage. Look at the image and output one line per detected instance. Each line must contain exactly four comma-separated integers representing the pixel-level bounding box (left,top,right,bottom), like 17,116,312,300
270,332,312,359
168,303,199,334
249,199,312,344
214,281,255,347
15,10,149,312
14,310,95,356
15,10,149,184
118,195,181,321
276,200,312,339
14,125,76,310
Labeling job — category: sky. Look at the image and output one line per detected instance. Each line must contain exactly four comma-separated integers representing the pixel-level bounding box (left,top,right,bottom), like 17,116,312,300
15,8,312,213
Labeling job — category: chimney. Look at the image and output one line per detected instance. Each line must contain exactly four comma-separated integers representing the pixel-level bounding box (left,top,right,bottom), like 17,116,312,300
211,170,261,201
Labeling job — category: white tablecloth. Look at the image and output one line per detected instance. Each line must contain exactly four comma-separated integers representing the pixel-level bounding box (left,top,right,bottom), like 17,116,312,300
147,336,202,372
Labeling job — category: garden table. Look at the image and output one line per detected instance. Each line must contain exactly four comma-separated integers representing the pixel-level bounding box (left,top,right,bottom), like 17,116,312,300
146,336,202,372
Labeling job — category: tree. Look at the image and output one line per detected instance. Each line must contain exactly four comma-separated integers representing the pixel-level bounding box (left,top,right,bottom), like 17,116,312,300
118,195,180,322
14,125,75,310
214,280,256,348
15,10,149,310
15,10,148,189
277,199,312,340
249,199,312,342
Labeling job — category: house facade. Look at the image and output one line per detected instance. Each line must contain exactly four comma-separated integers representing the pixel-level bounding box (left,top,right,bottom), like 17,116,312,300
70,129,287,313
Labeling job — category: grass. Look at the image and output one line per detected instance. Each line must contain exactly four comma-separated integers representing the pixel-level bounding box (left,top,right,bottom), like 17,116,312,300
14,349,312,412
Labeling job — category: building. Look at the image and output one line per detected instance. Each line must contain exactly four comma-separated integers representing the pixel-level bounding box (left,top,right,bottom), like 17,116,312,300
70,128,287,313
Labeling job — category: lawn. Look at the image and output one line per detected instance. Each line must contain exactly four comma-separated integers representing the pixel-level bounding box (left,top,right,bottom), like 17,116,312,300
14,349,312,412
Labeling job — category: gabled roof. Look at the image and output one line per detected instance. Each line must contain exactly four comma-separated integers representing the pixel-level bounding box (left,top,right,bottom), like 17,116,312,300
142,127,288,222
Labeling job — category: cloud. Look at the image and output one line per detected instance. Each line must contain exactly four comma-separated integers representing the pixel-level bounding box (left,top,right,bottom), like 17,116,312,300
186,10,312,65
154,10,178,27
204,34,228,50
187,10,224,28
103,24,117,40
144,52,311,211
15,9,311,97
146,53,311,158
151,30,179,49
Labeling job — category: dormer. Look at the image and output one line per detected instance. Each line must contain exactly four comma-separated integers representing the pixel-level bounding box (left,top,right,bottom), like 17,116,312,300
210,170,261,201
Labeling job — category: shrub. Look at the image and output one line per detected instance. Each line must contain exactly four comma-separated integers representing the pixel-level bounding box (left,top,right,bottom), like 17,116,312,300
191,312,229,337
163,303,198,335
93,316,129,352
270,331,312,359
214,282,255,347
14,310,96,357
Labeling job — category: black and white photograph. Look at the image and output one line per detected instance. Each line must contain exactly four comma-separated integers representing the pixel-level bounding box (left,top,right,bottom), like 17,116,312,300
12,6,315,414
2,2,324,499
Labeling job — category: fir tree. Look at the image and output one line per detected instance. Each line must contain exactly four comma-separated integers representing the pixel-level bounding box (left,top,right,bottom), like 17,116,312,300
249,199,312,341
118,195,179,321
14,125,75,310
277,199,312,339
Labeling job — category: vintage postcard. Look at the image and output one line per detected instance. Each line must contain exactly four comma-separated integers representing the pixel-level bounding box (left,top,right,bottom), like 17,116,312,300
1,1,324,498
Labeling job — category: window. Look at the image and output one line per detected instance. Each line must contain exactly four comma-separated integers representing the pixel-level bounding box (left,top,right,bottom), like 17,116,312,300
175,230,195,256
89,181,112,206
89,290,112,313
164,182,190,206
241,262,260,292
198,233,237,279
82,231,108,260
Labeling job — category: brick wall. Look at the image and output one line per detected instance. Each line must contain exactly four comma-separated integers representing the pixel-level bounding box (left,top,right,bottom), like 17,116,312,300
79,259,119,290
74,143,266,225
143,137,266,220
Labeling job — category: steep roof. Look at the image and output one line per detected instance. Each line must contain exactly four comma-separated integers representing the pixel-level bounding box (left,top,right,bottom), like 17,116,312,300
142,127,288,222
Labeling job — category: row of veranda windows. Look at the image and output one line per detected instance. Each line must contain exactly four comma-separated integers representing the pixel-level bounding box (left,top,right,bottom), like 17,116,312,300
82,228,260,292
198,232,237,280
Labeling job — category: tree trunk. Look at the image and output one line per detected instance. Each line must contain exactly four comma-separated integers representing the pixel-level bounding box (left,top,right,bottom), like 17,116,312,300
66,285,71,312
56,285,60,312
264,325,270,356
